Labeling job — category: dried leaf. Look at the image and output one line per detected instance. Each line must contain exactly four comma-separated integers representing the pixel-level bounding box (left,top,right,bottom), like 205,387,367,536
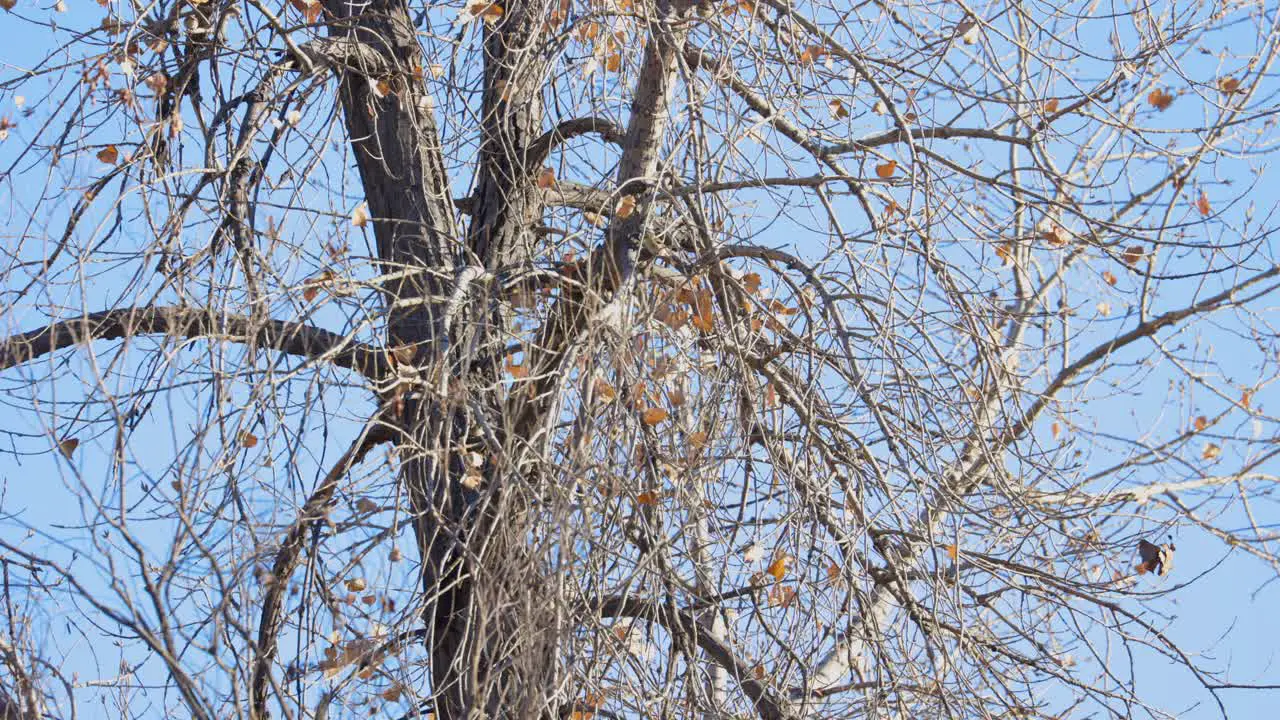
1218,76,1241,94
765,554,790,580
1102,270,1117,286
351,202,370,227
688,430,708,448
1193,415,1208,432
1121,246,1145,266
635,490,661,506
536,167,556,188
1241,390,1252,410
944,544,959,561
614,194,637,219
288,0,322,23
239,431,258,448
1051,421,1061,439
1147,88,1174,111
96,145,119,164
828,98,849,119
641,407,668,426
875,160,897,179
57,437,79,458
1195,191,1211,217
345,577,367,592
1202,442,1221,460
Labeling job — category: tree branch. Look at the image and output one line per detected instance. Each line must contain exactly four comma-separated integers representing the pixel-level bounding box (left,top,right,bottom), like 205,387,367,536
0,306,388,379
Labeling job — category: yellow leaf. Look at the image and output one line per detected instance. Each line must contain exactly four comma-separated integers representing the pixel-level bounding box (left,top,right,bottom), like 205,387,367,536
641,407,668,426
875,160,897,179
96,145,119,164
614,194,637,218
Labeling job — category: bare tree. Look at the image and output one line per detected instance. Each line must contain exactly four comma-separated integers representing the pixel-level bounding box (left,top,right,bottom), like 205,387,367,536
2,0,1279,718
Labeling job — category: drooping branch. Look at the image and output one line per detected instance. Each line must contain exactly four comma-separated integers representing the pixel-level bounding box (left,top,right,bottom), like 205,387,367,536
0,306,389,378
596,595,797,720
251,414,396,720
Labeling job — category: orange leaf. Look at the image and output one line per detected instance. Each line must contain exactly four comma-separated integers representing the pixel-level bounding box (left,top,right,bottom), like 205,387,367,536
239,431,258,448
1043,98,1059,114
1195,191,1211,217
765,554,790,580
1147,88,1174,111
635,490,661,506
875,160,897,179
536,167,556,188
1217,76,1241,94
944,544,958,561
1050,421,1061,439
1241,390,1252,410
96,145,119,164
688,431,708,448
1193,415,1208,431
742,272,762,295
1202,442,1221,460
1102,270,1117,286
57,437,79,458
505,357,528,379
614,194,637,219
593,378,617,401
641,407,668,426
826,562,840,582
797,44,827,65
288,0,322,23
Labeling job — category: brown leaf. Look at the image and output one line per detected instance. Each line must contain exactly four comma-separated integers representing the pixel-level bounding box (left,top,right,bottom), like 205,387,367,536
1193,415,1208,432
1121,246,1145,266
635,490,661,506
1102,270,1117,286
1195,191,1211,217
1147,88,1174,111
641,407,668,426
944,544,959,561
288,0,322,23
536,167,556,188
57,437,79,458
1043,98,1059,114
239,431,258,448
96,145,119,164
1217,76,1241,94
875,160,897,179
1241,390,1252,410
1202,442,1221,460
614,194,637,219
828,98,849,119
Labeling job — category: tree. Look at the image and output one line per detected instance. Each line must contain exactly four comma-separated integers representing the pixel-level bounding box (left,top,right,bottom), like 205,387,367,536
1,0,1278,718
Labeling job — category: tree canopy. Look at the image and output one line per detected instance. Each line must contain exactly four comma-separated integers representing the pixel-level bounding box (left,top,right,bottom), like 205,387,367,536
1,0,1279,719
